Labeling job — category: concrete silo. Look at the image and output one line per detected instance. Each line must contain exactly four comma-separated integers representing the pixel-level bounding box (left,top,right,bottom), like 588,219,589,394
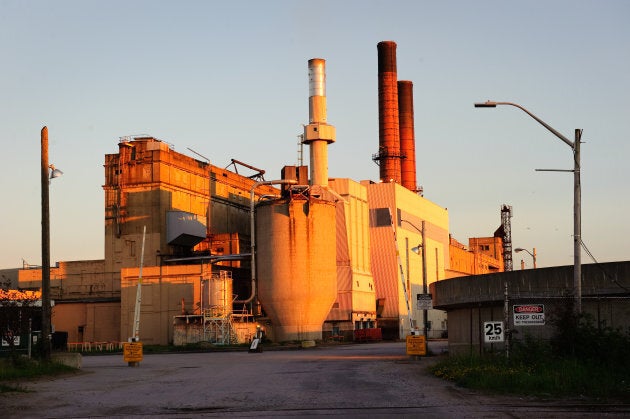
256,196,337,341
256,58,338,342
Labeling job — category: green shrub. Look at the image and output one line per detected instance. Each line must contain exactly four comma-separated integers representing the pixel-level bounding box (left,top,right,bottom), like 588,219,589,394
431,307,630,401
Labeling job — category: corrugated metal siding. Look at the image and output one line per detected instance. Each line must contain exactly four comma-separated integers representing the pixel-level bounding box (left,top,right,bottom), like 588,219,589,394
370,206,403,326
328,178,377,324
367,182,451,337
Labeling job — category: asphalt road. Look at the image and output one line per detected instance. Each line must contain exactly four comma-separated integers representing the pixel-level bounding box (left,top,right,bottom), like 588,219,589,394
2,341,627,418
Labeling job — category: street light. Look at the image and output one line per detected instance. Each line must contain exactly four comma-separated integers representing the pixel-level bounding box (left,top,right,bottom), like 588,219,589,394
514,247,537,269
41,126,63,361
474,101,582,313
402,219,429,339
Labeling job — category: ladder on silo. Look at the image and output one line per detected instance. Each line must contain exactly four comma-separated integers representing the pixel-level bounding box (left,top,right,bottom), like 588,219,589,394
203,306,231,344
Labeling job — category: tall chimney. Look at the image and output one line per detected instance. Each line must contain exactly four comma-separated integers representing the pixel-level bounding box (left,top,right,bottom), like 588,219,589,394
398,80,417,192
303,58,336,187
376,41,401,183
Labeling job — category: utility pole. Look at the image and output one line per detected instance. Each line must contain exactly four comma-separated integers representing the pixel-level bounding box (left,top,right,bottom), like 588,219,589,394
40,126,51,362
421,221,428,339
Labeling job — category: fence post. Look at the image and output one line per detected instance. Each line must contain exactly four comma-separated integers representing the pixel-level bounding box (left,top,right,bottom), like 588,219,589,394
504,281,510,359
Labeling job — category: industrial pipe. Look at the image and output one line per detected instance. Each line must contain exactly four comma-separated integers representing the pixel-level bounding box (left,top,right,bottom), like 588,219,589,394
235,179,297,304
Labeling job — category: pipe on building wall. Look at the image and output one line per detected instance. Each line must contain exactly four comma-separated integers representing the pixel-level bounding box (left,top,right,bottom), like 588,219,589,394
235,179,297,304
398,80,417,192
377,41,401,184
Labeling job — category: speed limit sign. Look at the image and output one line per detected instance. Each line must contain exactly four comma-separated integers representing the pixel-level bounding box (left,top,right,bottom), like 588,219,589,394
483,321,504,343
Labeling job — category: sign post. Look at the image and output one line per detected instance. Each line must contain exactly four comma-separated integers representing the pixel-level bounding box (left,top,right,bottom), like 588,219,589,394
416,294,432,310
513,304,545,326
483,321,504,343
124,226,146,367
123,341,143,364
406,334,426,358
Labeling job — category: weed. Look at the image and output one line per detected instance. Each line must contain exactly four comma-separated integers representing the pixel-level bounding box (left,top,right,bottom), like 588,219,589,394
0,356,76,392
430,305,630,401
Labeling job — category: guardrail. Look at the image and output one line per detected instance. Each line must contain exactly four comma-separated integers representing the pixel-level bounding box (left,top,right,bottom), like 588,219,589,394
67,342,124,352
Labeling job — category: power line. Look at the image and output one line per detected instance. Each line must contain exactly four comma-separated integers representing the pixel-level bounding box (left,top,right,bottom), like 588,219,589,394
580,239,629,292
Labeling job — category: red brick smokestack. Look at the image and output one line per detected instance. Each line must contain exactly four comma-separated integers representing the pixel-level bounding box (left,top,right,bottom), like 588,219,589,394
377,41,401,183
398,80,417,192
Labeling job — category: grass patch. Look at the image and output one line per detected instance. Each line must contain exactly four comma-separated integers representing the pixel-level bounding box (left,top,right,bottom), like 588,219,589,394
0,356,76,392
431,353,630,400
431,308,630,402
0,382,28,393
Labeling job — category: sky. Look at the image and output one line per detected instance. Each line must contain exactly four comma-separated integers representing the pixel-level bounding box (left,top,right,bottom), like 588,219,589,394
1,0,629,270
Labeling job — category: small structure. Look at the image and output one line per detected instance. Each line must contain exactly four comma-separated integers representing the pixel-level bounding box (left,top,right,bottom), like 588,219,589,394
432,261,630,355
202,270,235,344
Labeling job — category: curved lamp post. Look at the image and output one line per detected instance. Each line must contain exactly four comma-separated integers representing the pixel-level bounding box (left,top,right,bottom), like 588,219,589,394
474,101,581,313
402,219,428,338
514,247,537,269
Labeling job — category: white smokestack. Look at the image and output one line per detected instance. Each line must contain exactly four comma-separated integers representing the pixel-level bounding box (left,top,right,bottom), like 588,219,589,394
303,58,336,187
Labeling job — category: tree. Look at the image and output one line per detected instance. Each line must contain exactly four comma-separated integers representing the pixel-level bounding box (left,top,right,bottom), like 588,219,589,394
0,289,40,361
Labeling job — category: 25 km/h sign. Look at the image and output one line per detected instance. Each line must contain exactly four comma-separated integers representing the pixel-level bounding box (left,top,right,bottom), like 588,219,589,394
483,321,504,343
513,304,545,326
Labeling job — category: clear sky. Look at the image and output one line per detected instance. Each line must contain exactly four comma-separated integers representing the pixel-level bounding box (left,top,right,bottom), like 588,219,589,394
1,0,628,270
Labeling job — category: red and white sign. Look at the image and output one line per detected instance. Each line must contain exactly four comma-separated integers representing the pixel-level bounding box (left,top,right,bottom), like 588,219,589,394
513,304,545,326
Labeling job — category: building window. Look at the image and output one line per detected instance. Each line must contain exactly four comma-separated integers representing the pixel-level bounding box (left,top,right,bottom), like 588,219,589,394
371,208,392,227
126,240,136,257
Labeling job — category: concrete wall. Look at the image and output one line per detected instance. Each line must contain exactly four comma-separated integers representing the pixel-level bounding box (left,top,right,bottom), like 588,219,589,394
18,260,114,298
432,261,630,355
0,268,19,289
447,237,504,278
120,264,204,345
16,260,120,344
54,301,120,343
103,138,278,274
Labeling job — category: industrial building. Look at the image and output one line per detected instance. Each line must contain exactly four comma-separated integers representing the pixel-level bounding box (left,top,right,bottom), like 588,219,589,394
12,41,506,347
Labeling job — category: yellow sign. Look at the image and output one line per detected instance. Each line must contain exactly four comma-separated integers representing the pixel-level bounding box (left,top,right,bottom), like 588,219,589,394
406,335,426,356
123,342,143,363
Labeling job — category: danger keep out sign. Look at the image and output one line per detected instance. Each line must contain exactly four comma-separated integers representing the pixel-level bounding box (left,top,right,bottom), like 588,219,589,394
513,304,545,326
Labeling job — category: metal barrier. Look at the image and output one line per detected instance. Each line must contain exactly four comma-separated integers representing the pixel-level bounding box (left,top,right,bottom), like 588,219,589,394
353,328,382,342
67,342,124,352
